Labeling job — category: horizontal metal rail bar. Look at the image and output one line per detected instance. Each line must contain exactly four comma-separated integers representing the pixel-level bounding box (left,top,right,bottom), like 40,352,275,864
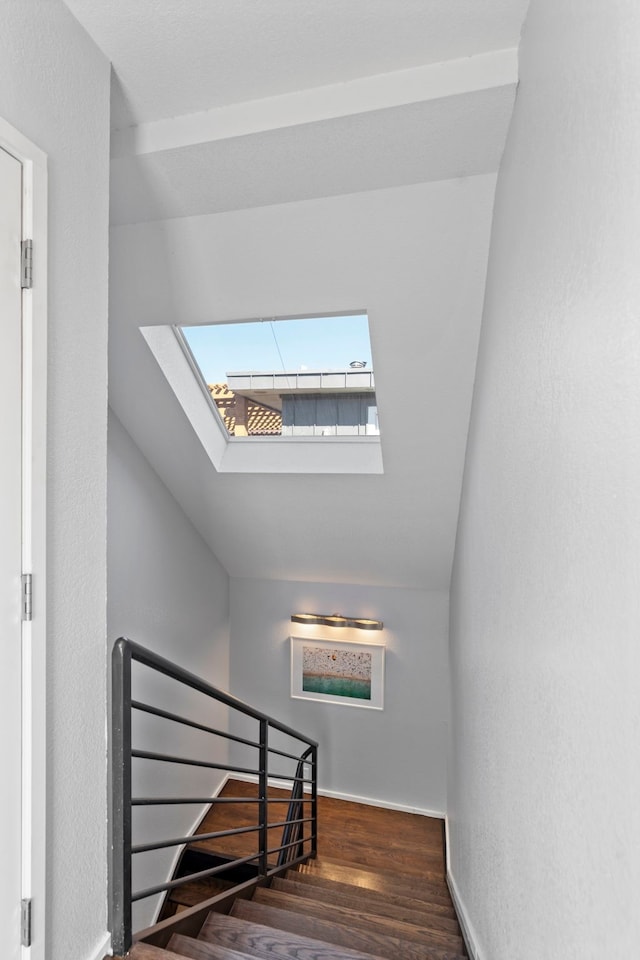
124,638,317,747
131,750,259,775
132,795,311,806
132,853,260,902
132,822,264,855
266,850,314,875
112,637,319,956
267,835,315,857
268,816,314,830
254,771,313,785
133,816,313,847
266,745,316,763
131,700,260,750
268,774,313,784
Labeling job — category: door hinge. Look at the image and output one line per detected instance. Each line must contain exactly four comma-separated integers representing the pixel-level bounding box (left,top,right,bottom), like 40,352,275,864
22,573,33,622
21,898,32,947
21,239,33,289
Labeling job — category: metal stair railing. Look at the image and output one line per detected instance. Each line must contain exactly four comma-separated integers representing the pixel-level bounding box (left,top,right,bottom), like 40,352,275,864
111,637,318,956
277,745,316,867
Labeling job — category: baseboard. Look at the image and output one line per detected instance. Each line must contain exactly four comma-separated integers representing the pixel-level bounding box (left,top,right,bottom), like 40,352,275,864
87,930,112,960
318,786,444,818
231,772,444,819
444,812,452,875
444,825,482,960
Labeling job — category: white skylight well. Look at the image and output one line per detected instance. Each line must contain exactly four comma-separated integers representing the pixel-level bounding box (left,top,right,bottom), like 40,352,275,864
140,313,384,475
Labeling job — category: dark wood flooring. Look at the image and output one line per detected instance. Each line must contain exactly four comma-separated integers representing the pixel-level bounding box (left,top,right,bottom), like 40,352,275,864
163,778,446,919
127,779,466,960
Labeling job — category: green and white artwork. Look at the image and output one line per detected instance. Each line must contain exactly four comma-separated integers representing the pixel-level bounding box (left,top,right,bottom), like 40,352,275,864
302,646,372,700
290,636,384,710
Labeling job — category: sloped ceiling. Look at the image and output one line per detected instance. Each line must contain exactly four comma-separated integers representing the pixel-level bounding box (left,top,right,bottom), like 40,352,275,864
65,0,530,589
65,0,528,127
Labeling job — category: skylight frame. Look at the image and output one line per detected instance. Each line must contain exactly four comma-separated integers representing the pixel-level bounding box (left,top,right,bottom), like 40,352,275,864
139,318,384,475
174,324,233,437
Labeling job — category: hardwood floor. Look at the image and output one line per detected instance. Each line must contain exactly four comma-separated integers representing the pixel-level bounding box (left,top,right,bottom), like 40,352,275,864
163,779,445,917
190,778,445,873
313,791,446,879
129,779,465,960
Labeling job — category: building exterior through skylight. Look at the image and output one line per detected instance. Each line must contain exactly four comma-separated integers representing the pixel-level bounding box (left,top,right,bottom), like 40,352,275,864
181,314,379,440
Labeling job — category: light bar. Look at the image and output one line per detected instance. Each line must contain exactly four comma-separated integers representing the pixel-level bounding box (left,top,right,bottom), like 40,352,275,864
291,612,383,631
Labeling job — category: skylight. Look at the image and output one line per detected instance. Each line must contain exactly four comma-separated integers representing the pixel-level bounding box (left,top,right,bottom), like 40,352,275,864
181,314,379,440
139,313,383,474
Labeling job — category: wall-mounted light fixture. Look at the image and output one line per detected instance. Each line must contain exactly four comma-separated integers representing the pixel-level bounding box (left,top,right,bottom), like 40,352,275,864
291,612,383,631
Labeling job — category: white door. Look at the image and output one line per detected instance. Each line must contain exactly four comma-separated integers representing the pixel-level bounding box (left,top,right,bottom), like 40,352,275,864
0,144,25,958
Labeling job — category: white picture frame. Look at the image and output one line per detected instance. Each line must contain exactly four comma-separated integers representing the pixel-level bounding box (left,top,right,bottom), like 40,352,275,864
290,635,385,710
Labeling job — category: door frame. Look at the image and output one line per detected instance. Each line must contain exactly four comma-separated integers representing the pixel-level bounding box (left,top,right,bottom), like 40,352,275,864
0,116,47,960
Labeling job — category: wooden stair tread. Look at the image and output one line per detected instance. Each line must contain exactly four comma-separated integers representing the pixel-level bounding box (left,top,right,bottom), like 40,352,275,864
272,877,459,931
316,843,445,880
170,878,237,907
128,943,195,960
314,792,445,875
298,860,450,902
252,887,465,952
231,898,466,960
169,933,258,960
314,855,446,884
302,857,449,890
288,868,456,913
196,912,391,960
317,844,445,879
286,873,455,919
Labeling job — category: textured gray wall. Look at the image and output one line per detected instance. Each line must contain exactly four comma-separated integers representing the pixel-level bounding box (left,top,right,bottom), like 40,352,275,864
229,577,449,815
108,412,231,931
449,1,640,956
0,4,110,957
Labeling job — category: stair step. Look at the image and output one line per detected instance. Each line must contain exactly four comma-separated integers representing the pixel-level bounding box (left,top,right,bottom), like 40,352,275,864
299,860,450,903
231,898,466,960
170,878,237,907
169,933,257,960
252,887,465,953
315,844,445,880
272,876,459,932
288,868,456,914
128,943,196,960
284,868,456,918
195,912,392,960
303,856,449,890
315,855,446,884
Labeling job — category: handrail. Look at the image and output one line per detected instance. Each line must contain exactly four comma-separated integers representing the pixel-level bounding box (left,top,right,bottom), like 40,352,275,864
277,746,316,867
111,637,318,956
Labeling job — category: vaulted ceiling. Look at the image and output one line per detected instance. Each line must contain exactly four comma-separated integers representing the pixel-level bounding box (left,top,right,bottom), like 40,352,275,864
65,0,530,589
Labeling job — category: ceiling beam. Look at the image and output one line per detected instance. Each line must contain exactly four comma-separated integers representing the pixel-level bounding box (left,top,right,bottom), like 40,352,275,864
111,48,518,160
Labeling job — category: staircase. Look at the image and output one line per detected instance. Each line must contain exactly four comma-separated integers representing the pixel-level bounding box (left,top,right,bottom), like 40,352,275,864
111,642,466,960
124,853,467,960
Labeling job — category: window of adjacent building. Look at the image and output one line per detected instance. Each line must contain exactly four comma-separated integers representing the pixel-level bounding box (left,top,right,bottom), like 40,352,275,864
282,393,378,437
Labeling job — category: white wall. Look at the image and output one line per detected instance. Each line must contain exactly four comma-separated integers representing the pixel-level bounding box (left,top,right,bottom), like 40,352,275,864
108,176,496,592
449,2,640,957
0,5,110,959
230,578,449,814
108,412,231,931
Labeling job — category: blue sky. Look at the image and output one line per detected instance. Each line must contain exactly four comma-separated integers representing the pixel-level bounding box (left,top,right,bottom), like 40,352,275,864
182,314,372,385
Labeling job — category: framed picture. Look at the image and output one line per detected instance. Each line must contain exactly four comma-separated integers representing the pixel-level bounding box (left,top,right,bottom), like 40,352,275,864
290,635,385,710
